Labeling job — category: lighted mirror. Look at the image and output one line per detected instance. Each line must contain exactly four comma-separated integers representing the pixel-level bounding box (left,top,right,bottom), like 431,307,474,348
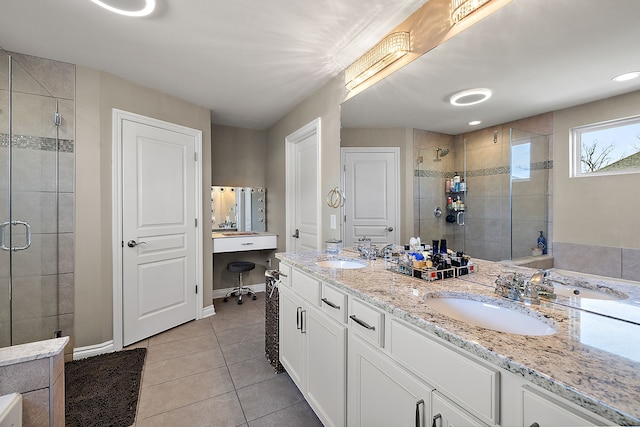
211,186,266,232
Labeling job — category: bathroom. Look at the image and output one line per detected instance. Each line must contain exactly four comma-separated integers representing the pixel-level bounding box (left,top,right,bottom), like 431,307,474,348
1,0,640,424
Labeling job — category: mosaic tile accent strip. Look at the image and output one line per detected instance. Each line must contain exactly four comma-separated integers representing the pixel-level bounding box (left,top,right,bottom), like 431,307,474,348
0,133,74,153
415,161,553,178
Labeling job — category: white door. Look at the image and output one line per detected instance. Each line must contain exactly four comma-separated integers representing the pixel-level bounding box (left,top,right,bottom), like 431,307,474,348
121,117,198,346
286,119,321,251
342,148,399,247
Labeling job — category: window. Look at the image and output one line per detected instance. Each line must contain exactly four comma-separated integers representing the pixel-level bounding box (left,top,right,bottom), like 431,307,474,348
511,142,531,181
571,115,640,177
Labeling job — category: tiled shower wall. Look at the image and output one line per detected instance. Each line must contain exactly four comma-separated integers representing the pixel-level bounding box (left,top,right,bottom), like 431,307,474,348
414,113,553,262
0,52,75,347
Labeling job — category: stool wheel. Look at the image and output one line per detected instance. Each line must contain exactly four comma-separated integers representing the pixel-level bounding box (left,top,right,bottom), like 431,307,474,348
223,297,229,302
252,295,257,300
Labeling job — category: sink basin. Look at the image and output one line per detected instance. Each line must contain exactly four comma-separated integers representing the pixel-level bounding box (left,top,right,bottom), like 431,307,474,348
316,259,366,269
553,283,627,300
425,295,557,336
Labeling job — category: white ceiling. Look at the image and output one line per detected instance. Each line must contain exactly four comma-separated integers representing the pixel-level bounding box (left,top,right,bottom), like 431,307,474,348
0,0,426,130
342,0,640,135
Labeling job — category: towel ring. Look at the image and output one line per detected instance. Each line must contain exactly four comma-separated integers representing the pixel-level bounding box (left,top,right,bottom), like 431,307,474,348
326,187,345,208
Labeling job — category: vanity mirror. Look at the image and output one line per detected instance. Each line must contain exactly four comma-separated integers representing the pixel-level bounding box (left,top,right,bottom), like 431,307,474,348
340,0,640,264
211,186,267,232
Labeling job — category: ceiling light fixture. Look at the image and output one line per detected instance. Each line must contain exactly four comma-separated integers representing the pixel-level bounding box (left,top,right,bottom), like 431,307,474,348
345,32,410,91
450,88,492,106
469,120,482,126
612,71,640,82
90,0,156,17
451,0,492,24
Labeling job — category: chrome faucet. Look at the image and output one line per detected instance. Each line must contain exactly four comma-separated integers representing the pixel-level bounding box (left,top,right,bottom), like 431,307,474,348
495,270,557,303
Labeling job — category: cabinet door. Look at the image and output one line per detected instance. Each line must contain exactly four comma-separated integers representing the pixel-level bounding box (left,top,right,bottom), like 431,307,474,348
522,386,601,427
305,304,347,427
348,332,433,427
432,392,488,427
279,285,305,390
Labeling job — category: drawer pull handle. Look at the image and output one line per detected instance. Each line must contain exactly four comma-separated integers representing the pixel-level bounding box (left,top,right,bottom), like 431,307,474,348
415,399,424,427
432,413,441,427
296,307,302,330
241,242,254,245
349,315,375,330
279,272,288,278
301,310,306,333
321,298,340,309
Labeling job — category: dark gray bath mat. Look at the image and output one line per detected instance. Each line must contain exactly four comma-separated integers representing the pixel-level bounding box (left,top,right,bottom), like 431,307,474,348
65,348,146,427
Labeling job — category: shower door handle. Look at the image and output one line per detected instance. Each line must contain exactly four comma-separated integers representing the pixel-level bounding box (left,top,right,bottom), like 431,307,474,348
0,221,32,251
0,221,9,251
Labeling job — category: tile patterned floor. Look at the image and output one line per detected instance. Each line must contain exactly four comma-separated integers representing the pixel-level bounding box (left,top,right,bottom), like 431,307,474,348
125,297,323,426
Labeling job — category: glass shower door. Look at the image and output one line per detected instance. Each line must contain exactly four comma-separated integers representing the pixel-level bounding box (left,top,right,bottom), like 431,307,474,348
0,49,62,347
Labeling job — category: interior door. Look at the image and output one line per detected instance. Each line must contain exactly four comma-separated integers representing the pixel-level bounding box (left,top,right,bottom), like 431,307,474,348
121,118,197,346
342,148,399,248
287,119,320,251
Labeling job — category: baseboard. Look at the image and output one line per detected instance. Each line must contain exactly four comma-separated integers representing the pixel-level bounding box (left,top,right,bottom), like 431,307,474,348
73,340,115,360
212,282,266,300
202,304,216,318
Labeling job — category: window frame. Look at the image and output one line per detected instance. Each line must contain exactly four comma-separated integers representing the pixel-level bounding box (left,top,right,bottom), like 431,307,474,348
571,115,640,178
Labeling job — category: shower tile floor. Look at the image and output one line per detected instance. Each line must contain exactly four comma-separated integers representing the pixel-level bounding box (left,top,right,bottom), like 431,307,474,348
125,297,323,427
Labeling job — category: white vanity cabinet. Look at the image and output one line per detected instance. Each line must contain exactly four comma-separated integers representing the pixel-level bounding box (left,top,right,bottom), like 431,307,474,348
432,391,489,427
278,269,347,427
348,332,433,427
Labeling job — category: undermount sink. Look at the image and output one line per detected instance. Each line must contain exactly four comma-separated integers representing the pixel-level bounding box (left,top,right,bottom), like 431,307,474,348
425,295,557,336
316,259,367,269
553,283,627,300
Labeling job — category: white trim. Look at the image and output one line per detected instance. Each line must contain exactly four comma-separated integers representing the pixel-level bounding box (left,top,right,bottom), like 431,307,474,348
73,340,115,360
340,147,401,244
285,118,322,251
202,305,216,318
212,283,267,300
111,109,203,351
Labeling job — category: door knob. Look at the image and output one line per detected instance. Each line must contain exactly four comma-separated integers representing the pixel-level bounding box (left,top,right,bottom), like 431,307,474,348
386,226,394,232
127,240,147,247
292,229,300,238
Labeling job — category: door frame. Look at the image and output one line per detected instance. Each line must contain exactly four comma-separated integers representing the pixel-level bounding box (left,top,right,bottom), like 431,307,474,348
111,109,203,351
285,118,322,251
340,147,401,245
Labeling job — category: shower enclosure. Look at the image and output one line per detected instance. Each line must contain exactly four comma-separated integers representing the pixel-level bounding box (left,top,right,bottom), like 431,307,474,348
415,126,550,262
0,49,75,347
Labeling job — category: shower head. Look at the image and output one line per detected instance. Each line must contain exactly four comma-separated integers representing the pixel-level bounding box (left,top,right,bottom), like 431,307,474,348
435,147,450,161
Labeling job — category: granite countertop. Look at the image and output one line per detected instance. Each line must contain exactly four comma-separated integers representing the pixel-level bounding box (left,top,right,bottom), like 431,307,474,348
211,231,277,239
0,337,68,367
276,251,640,426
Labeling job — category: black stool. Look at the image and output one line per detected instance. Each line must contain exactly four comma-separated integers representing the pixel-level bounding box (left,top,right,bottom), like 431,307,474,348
224,261,256,304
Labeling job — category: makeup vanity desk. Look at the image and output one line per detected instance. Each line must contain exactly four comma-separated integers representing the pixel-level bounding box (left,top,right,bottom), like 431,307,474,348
212,231,278,253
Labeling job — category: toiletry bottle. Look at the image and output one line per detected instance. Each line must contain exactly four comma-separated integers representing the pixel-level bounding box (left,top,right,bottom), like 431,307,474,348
460,178,466,192
453,172,460,192
445,178,451,192
537,231,547,255
447,196,453,210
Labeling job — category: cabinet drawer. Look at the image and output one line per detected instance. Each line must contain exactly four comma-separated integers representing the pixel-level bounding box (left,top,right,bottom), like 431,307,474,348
349,298,384,347
321,284,347,323
522,386,602,427
291,268,321,305
279,263,291,287
213,234,277,253
389,320,499,425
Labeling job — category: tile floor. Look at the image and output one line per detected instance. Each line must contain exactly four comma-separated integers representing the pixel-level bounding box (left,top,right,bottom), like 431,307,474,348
125,297,323,427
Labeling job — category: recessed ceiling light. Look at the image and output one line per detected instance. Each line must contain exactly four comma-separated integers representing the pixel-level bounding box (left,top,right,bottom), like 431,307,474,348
450,88,492,106
90,0,156,17
612,71,640,82
469,120,482,126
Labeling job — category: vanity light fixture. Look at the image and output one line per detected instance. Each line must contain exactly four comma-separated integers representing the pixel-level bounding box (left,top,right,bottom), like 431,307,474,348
89,0,156,17
612,71,640,82
451,0,492,24
345,32,410,91
468,120,482,126
450,88,492,106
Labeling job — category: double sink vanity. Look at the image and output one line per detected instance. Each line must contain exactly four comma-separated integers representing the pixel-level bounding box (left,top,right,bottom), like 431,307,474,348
276,250,640,427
